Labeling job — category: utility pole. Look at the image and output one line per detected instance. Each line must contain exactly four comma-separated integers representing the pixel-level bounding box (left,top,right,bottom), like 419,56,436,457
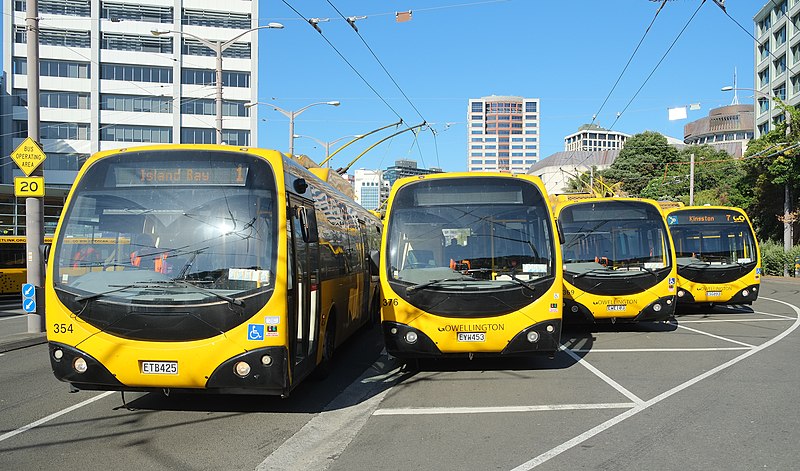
784,109,793,277
26,0,45,333
689,153,695,206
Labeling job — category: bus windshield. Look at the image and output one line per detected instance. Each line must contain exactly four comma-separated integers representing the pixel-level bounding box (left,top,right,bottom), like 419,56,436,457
386,177,554,291
667,209,757,267
560,200,672,277
54,150,278,305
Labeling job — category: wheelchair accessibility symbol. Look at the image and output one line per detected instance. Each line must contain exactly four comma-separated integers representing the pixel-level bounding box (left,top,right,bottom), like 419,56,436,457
247,324,264,341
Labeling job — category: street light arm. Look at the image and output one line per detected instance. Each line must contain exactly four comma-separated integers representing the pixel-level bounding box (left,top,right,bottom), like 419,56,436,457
152,29,219,51
220,23,284,51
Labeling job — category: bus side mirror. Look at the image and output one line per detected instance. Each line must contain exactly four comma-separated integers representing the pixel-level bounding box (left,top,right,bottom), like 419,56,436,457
556,220,565,245
369,250,380,276
40,243,51,264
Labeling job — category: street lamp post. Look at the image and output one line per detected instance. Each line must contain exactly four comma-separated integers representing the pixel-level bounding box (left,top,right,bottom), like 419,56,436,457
244,101,341,155
152,23,283,144
293,134,362,166
722,85,793,276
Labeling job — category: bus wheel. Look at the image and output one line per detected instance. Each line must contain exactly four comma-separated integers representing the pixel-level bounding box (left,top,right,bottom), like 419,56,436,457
314,314,336,379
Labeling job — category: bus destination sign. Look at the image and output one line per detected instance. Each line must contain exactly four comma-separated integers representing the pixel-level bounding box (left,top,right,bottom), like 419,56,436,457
114,164,248,187
668,210,747,226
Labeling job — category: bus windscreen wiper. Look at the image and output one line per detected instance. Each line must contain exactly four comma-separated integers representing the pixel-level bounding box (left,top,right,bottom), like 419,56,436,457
406,278,469,295
572,267,614,279
70,282,167,303
503,270,536,294
152,279,245,307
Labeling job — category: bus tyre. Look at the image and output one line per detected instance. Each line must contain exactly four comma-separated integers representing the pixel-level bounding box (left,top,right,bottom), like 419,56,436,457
314,315,336,379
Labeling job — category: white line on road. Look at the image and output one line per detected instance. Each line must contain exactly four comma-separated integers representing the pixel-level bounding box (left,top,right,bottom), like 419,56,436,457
675,323,756,347
560,345,645,406
374,403,636,416
678,318,793,323
0,391,114,443
510,296,800,470
754,311,797,320
569,347,751,353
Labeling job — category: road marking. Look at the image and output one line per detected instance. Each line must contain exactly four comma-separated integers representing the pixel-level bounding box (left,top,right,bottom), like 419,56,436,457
675,323,756,347
510,296,800,470
0,391,114,443
678,318,792,323
374,403,636,416
560,345,644,406
754,311,797,320
256,356,404,471
569,347,751,353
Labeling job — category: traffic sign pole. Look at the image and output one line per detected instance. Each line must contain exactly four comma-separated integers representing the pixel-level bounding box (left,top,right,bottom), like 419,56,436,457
25,0,44,334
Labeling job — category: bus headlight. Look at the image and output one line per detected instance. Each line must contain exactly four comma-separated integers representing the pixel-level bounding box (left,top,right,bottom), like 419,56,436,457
570,305,579,313
73,357,88,374
742,289,749,297
666,299,673,305
234,361,251,377
545,324,555,333
405,331,418,344
653,303,662,312
53,349,64,361
261,355,273,366
526,331,540,343
677,290,685,298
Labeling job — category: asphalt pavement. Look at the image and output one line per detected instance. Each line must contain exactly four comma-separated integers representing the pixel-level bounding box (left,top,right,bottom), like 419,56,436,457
0,306,46,353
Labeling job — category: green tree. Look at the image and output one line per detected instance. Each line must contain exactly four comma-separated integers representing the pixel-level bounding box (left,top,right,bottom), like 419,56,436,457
639,144,745,205
600,131,678,196
740,100,800,242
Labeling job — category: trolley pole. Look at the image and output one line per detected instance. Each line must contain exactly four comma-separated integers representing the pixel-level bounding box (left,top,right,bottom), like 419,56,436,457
25,0,45,333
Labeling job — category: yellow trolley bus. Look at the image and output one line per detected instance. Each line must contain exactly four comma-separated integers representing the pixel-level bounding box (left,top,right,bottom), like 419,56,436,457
379,173,562,358
555,196,677,323
46,144,381,396
662,206,760,305
0,236,52,302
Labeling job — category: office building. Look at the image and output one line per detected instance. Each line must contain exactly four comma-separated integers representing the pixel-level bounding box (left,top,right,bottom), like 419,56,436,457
528,150,620,196
2,0,259,188
564,124,629,152
382,159,442,187
467,95,540,173
754,1,798,137
353,169,383,211
683,105,754,157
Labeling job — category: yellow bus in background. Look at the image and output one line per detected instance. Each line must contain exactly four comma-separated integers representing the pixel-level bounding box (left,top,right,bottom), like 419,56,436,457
379,173,562,359
554,195,677,323
0,236,52,301
46,145,381,396
663,206,760,306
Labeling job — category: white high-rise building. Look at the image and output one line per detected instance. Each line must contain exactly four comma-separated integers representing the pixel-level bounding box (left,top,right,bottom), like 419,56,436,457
353,169,383,211
467,95,540,173
2,0,259,186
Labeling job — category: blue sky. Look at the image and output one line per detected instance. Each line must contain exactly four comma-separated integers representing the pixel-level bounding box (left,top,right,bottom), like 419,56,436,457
257,0,758,172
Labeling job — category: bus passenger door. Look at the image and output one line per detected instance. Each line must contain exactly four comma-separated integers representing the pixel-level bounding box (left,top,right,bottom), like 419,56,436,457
287,196,321,378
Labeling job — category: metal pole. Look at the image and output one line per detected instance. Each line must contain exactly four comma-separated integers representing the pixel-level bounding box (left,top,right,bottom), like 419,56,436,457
785,110,793,277
689,153,695,206
26,0,44,333
215,44,223,144
324,142,331,166
288,112,295,156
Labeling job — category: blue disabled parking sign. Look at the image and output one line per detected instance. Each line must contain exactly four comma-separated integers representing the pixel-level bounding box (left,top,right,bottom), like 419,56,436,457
22,283,36,313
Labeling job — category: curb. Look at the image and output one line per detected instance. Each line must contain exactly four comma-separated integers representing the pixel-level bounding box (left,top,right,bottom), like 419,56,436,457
0,333,47,353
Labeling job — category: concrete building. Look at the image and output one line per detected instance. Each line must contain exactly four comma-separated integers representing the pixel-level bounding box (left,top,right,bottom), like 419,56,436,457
2,0,259,188
382,159,442,187
564,124,629,152
683,104,755,157
467,95,540,173
527,150,620,196
353,169,383,211
753,0,798,137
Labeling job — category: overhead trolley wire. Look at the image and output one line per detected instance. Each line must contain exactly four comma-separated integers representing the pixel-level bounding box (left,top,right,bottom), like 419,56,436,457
607,0,707,131
589,0,670,128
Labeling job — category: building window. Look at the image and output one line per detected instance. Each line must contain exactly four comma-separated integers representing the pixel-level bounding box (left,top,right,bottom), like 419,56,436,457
182,38,250,58
101,2,173,23
759,68,770,87
758,122,770,135
13,58,90,78
102,32,173,53
792,74,800,95
181,128,250,146
16,0,90,16
759,16,772,36
525,101,537,113
182,8,251,29
776,26,787,47
15,26,90,48
101,63,172,83
182,69,250,88
775,84,787,100
775,55,787,76
180,98,249,117
101,125,172,143
43,152,86,171
101,94,173,113
14,90,90,109
471,102,482,113
41,122,90,140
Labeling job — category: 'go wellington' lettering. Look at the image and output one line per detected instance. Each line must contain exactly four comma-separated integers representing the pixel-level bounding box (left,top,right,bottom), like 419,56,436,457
438,324,505,332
